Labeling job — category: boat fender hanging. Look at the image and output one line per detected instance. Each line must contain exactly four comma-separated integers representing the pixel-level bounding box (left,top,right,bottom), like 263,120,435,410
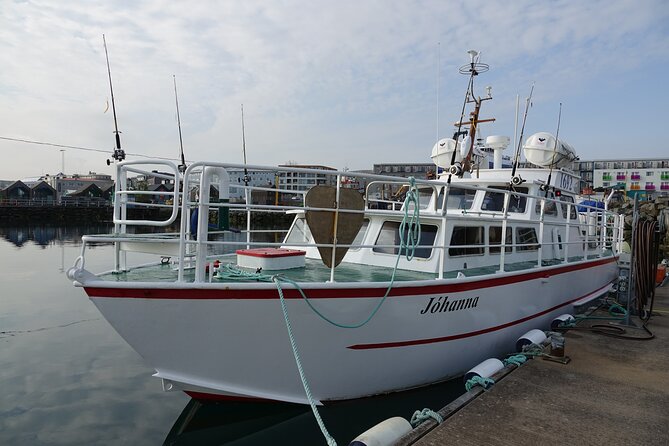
515,329,547,352
551,314,575,330
463,358,504,382
348,416,412,446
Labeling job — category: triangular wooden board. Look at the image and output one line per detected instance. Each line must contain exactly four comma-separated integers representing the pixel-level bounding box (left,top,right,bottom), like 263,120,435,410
305,186,365,268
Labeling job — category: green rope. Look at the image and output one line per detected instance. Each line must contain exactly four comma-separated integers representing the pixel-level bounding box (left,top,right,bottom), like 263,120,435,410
411,408,443,427
465,375,495,392
216,263,274,282
503,354,528,366
520,343,546,357
399,177,421,261
558,303,628,329
273,275,337,446
608,303,627,317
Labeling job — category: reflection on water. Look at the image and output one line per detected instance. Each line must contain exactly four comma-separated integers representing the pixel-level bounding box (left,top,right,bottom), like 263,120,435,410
0,226,466,445
165,379,465,445
0,224,113,247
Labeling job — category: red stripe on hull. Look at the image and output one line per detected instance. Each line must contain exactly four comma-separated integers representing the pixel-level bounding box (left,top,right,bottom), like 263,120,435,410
184,390,273,403
84,257,616,300
346,284,609,350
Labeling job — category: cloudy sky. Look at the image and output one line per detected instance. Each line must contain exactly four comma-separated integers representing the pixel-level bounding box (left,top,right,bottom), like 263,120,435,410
0,0,668,180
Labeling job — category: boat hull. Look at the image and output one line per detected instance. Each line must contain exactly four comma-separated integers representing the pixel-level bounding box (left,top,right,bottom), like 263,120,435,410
84,257,617,404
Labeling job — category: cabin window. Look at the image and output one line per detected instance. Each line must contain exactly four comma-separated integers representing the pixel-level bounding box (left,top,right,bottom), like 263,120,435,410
284,217,312,245
403,187,435,211
559,195,577,220
437,187,475,210
516,227,539,251
482,187,527,212
535,192,558,216
489,226,512,253
373,221,437,258
449,226,484,256
350,219,369,251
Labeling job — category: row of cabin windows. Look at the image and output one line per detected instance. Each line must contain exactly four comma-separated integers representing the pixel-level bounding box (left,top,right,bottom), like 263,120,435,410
448,226,539,257
288,218,540,261
370,221,539,259
427,186,573,218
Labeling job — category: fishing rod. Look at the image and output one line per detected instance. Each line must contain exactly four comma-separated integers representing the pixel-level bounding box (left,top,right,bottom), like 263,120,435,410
173,75,187,173
240,104,249,186
436,42,441,144
544,102,563,197
102,34,125,165
509,82,534,187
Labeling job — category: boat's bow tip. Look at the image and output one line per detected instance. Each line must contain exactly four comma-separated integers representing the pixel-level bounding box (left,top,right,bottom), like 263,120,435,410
66,266,98,286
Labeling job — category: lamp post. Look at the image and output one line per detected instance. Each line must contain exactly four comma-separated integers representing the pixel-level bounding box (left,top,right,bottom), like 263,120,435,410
60,149,65,174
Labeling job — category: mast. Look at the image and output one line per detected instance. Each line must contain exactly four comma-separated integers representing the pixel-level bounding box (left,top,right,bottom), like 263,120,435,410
452,50,493,177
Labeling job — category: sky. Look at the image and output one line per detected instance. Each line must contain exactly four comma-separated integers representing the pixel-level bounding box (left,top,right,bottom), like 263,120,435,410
0,0,668,180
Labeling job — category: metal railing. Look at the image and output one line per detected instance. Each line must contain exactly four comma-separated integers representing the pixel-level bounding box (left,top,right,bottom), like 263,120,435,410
74,160,624,283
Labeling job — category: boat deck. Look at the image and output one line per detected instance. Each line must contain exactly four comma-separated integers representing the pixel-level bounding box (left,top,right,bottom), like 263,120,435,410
98,254,613,284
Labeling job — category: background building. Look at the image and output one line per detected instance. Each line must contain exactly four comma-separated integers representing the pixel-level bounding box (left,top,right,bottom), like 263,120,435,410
373,163,435,179
572,158,669,197
277,164,336,191
45,172,114,202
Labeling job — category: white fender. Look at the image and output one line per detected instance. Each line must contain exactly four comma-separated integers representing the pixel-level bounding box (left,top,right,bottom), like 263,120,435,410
463,358,504,382
551,314,575,330
516,328,547,352
348,417,412,446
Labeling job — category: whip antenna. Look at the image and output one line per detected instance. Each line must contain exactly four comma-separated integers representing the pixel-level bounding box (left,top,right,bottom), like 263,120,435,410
102,34,125,165
173,75,187,173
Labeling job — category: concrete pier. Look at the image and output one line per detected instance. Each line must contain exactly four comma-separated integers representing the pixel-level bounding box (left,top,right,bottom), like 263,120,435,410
402,285,669,446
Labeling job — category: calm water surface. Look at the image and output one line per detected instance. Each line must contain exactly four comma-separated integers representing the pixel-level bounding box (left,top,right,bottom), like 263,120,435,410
0,225,464,445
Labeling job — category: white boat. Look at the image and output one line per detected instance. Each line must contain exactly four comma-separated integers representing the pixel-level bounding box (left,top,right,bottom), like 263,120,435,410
67,53,623,405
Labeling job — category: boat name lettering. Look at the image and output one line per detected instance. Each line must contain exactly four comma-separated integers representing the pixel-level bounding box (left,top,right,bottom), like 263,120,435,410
419,295,479,315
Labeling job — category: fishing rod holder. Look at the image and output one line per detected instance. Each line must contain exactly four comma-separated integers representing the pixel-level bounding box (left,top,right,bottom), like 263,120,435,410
113,148,126,161
511,175,525,186
449,163,463,176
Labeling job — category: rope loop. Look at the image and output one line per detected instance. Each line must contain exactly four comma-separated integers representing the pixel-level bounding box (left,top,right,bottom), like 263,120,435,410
464,375,495,392
410,408,443,427
399,176,421,261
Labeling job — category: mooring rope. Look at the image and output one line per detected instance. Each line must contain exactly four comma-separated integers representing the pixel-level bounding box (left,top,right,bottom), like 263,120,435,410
410,408,444,427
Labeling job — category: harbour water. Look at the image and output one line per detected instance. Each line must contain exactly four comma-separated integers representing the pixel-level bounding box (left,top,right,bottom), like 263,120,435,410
0,225,465,445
